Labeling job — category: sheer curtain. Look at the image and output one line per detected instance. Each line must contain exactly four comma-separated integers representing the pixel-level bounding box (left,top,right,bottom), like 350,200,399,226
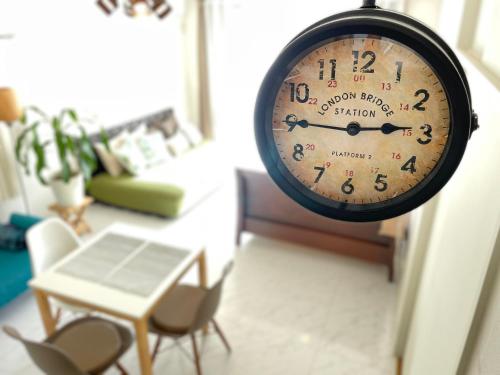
0,123,19,200
203,0,401,167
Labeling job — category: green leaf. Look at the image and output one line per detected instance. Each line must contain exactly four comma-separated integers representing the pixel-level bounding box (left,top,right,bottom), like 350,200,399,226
66,136,75,153
53,116,70,181
19,111,27,125
31,128,47,185
61,160,71,183
100,128,110,151
67,109,78,122
15,121,41,175
27,106,49,122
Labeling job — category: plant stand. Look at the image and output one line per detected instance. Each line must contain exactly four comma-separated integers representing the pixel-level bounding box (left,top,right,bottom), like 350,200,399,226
49,196,94,236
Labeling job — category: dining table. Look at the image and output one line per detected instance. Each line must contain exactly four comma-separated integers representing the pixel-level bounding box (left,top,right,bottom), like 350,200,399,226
29,222,207,375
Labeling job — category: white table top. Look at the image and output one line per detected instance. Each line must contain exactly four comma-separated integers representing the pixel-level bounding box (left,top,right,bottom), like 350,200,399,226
29,223,203,319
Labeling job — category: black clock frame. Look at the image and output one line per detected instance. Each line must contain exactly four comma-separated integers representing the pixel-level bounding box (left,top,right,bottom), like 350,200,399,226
254,8,474,222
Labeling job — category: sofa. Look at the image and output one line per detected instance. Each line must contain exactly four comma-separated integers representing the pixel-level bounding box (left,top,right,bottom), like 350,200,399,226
0,213,42,307
87,108,223,217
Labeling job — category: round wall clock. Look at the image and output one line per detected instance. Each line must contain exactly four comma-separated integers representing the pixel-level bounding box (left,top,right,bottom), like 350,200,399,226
254,0,479,222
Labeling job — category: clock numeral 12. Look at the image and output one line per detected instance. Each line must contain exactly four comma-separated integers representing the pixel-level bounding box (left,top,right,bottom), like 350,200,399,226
318,59,336,80
352,50,376,73
289,82,310,103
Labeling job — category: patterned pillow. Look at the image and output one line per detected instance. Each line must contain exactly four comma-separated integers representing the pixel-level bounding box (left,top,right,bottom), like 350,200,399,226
150,115,179,138
94,142,124,177
135,131,172,167
0,224,26,252
111,133,147,175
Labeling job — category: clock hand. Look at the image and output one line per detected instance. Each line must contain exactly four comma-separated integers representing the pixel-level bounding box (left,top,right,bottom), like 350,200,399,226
284,114,346,132
284,115,412,136
380,123,412,134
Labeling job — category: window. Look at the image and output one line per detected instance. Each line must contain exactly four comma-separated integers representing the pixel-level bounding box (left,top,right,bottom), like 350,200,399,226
458,0,500,88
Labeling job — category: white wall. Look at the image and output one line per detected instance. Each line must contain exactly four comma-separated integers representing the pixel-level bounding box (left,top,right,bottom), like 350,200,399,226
393,196,438,357
462,231,500,375
0,0,187,217
402,51,500,375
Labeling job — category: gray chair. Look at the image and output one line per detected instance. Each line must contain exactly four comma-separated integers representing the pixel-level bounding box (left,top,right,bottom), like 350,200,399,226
149,262,233,375
3,317,132,375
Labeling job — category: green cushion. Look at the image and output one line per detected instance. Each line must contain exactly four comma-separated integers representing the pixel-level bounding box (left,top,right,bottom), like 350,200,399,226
88,174,185,217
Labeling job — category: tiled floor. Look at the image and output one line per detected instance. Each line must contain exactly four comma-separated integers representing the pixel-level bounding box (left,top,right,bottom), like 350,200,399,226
0,184,397,374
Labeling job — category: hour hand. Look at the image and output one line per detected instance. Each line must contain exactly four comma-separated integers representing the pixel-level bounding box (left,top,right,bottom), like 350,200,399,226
380,123,412,134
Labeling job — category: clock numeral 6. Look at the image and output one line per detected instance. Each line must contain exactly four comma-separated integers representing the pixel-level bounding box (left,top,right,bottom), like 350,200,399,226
292,144,304,161
374,174,388,192
341,178,354,195
417,124,433,144
401,156,417,174
289,82,310,103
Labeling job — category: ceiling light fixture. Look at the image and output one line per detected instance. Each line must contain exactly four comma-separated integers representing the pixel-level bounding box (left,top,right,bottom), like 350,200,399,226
96,0,172,20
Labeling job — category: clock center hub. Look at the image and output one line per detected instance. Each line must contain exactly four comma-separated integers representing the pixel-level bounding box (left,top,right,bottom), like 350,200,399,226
346,122,361,136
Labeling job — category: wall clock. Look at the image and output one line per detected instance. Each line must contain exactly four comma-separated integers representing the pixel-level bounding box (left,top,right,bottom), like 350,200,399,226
254,0,479,222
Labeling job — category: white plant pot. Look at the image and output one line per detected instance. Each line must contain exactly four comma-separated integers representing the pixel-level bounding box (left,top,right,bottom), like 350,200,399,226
50,174,85,207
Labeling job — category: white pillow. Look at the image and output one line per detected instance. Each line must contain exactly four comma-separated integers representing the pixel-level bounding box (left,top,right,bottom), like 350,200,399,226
136,131,172,167
180,122,204,147
94,142,124,177
129,123,147,138
112,132,147,175
165,131,192,156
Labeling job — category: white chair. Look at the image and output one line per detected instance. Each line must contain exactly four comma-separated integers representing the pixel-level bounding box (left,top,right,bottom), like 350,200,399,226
27,218,90,318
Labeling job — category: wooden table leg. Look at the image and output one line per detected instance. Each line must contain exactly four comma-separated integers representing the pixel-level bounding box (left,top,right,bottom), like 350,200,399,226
134,318,153,375
198,250,207,288
33,289,57,336
198,250,209,334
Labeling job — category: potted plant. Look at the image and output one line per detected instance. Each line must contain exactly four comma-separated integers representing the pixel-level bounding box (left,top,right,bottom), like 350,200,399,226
15,106,109,207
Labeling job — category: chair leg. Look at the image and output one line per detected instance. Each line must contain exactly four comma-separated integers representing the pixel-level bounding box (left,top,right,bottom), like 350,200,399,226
212,319,231,353
115,361,128,375
54,308,62,325
151,335,163,363
190,333,203,375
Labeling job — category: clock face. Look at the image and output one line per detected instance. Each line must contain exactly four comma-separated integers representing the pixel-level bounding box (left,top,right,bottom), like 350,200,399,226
271,35,451,205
